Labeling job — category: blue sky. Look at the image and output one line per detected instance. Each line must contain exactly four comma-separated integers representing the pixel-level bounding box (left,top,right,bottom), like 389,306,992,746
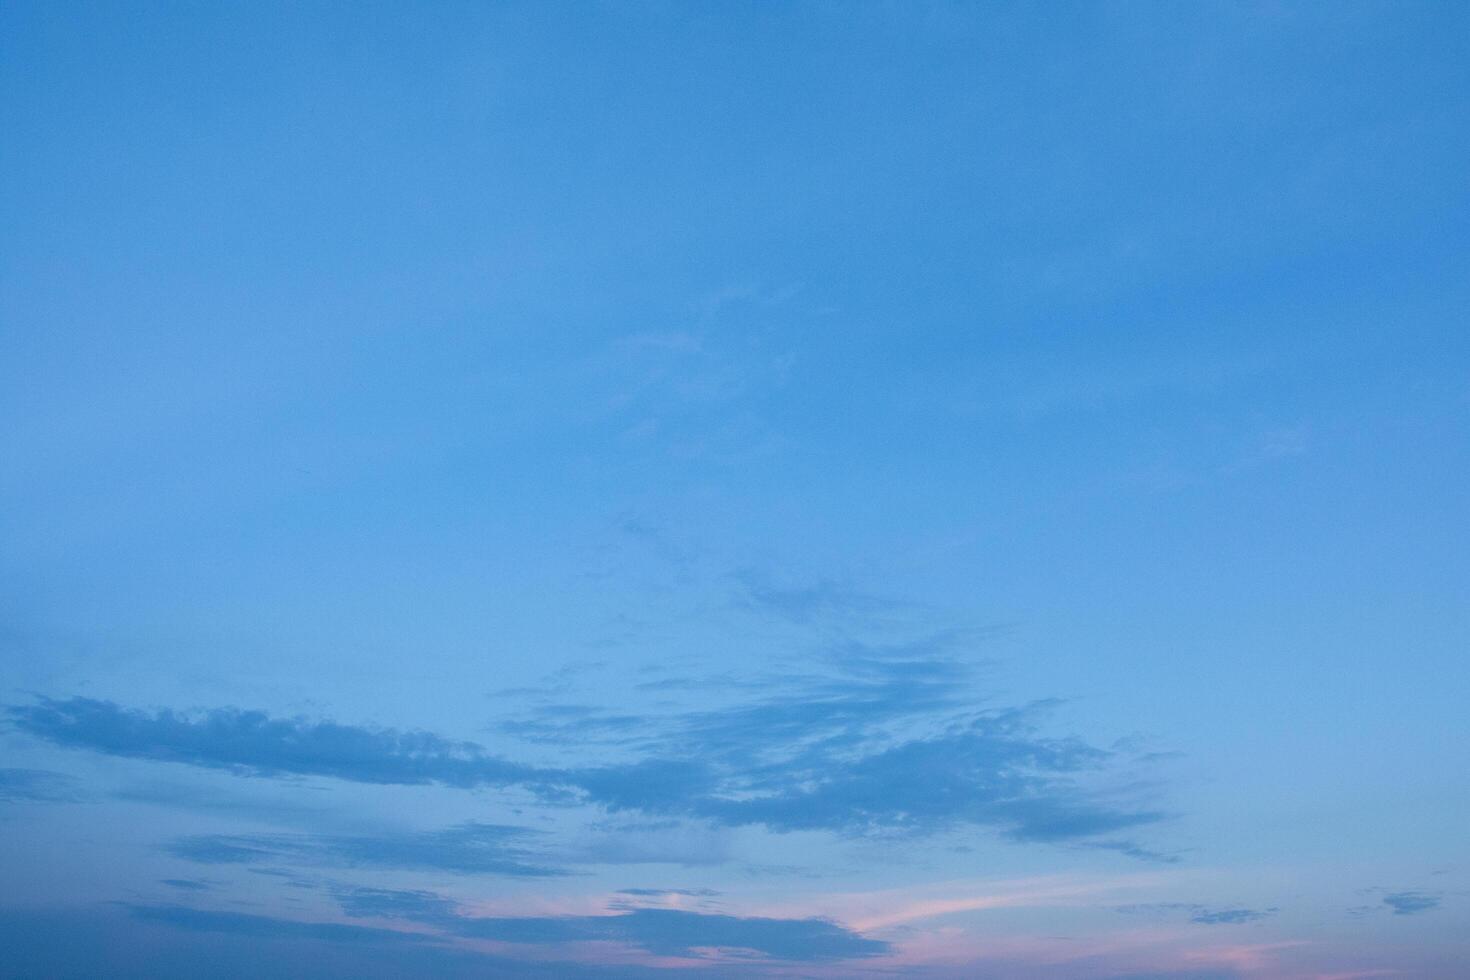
1,2,1467,977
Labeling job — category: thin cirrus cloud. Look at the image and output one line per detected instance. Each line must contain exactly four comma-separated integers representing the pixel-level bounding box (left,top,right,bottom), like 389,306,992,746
6,697,544,789
1114,903,1279,925
732,569,913,625
1346,890,1444,917
331,885,889,961
334,886,461,921
8,643,1169,854
0,905,616,979
158,878,211,891
1189,907,1279,925
127,903,443,948
167,822,566,878
113,891,887,967
1382,892,1441,916
500,644,1170,846
615,888,720,898
1081,840,1182,864
0,767,82,803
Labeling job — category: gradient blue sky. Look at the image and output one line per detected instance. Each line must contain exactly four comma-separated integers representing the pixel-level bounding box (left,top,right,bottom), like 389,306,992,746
2,3,1467,977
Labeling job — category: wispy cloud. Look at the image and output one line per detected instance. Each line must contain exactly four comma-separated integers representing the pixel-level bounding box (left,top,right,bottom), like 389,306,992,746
454,907,887,961
1382,891,1440,916
335,887,460,921
1080,840,1183,864
332,886,887,962
8,697,545,788
126,904,441,947
564,819,735,867
732,570,912,625
0,767,82,803
11,645,1170,854
168,822,565,877
616,888,720,898
1348,888,1445,917
158,878,211,891
608,887,724,913
1188,907,1276,925
807,873,1170,932
1115,902,1278,925
0,905,625,979
516,648,1166,845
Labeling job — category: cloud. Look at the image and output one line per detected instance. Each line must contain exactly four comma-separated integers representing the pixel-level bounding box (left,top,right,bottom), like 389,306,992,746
168,822,566,877
126,904,435,947
333,887,887,962
246,868,320,889
683,714,1164,842
0,906,576,980
8,697,545,789
616,888,720,898
1081,840,1182,864
1115,903,1278,925
11,647,1169,853
0,767,82,803
454,907,887,961
1189,907,1277,925
158,879,211,891
335,887,460,922
534,649,1163,844
733,571,910,625
1348,889,1444,917
608,886,724,913
1382,891,1440,916
565,819,736,867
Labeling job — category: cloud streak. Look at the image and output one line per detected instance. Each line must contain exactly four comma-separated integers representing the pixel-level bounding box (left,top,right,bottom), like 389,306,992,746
127,904,438,947
1115,903,1279,925
8,697,543,789
0,767,81,803
168,822,566,877
733,571,911,625
333,886,888,961
1347,889,1445,918
1382,891,1440,916
10,647,1168,853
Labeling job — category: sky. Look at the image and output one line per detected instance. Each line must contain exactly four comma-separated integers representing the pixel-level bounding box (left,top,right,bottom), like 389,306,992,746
1,2,1467,977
